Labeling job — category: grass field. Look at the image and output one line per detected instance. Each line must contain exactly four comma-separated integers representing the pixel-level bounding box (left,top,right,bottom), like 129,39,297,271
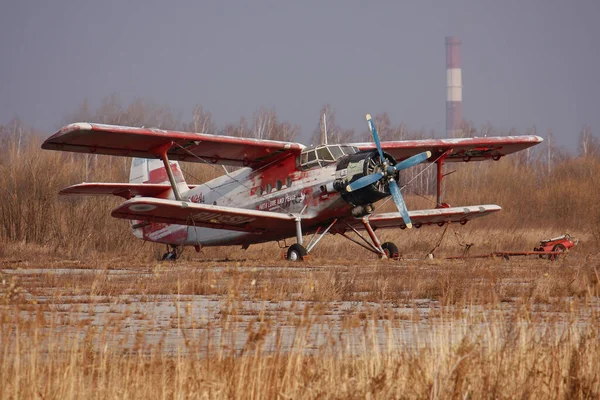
2,230,599,399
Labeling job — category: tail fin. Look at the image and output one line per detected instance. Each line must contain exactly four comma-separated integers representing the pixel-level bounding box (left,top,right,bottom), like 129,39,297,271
129,158,189,196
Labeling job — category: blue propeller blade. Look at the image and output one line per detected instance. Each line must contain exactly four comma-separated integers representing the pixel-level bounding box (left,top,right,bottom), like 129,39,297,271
346,171,384,192
366,114,385,163
394,151,432,171
388,179,412,228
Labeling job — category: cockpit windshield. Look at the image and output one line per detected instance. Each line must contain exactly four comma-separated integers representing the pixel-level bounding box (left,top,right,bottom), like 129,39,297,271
300,144,359,170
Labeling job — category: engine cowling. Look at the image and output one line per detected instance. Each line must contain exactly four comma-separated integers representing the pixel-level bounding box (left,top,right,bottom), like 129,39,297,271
333,150,398,206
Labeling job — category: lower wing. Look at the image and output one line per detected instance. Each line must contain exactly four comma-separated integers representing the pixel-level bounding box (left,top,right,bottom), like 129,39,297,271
350,205,501,230
59,183,199,199
112,198,498,235
111,197,296,233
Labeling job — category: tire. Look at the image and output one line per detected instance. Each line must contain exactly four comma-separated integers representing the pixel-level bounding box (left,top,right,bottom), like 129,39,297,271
381,242,399,260
551,244,566,261
161,252,177,261
534,247,545,259
286,244,307,262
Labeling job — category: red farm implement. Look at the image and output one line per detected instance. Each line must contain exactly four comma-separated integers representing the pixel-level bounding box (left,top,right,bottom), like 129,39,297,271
447,233,578,261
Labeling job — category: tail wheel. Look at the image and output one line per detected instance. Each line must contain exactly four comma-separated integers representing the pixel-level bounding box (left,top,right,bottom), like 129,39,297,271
161,245,180,262
551,244,566,261
287,244,307,262
381,242,400,260
162,252,177,261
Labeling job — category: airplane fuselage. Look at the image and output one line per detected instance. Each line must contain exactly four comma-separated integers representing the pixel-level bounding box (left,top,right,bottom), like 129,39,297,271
132,156,352,247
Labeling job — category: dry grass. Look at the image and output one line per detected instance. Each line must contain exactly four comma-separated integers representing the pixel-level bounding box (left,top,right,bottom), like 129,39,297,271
2,112,600,398
1,254,600,399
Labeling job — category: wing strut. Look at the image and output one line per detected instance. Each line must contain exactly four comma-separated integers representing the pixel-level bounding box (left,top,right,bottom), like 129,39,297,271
436,150,452,207
153,141,182,201
333,218,386,257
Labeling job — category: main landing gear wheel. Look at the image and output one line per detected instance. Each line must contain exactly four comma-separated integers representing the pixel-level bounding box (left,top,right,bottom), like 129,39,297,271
286,244,307,262
161,245,180,261
380,242,400,260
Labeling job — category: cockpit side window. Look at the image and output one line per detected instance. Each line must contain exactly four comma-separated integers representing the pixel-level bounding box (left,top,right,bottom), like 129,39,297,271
341,146,358,155
317,146,334,161
329,146,344,159
300,152,308,164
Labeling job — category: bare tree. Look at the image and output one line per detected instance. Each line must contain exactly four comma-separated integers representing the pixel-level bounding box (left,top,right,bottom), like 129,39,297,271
183,105,216,134
357,112,392,142
272,121,300,142
222,117,250,138
457,120,477,138
252,107,276,139
9,117,24,158
578,124,598,157
546,129,553,175
390,122,408,141
96,94,124,125
479,122,495,138
248,107,299,141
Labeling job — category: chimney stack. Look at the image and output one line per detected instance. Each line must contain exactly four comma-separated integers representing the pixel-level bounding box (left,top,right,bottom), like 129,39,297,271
446,36,463,137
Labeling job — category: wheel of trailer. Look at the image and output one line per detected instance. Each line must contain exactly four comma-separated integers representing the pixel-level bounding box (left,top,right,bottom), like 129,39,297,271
534,247,545,259
381,242,400,260
287,244,307,262
551,244,566,261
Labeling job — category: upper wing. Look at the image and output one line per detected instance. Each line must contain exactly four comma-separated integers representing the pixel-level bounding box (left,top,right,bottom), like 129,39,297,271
344,205,501,231
42,122,305,168
350,136,543,163
111,197,296,233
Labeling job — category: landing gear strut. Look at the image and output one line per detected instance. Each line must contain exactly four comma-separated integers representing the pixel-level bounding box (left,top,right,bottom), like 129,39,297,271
284,216,401,261
286,218,339,261
286,217,308,262
335,217,400,260
161,244,181,261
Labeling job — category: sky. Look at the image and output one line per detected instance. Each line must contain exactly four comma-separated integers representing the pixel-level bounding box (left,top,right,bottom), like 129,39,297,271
1,0,599,151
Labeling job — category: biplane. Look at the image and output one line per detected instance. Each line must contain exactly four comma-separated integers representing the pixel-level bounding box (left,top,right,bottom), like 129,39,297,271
42,114,542,260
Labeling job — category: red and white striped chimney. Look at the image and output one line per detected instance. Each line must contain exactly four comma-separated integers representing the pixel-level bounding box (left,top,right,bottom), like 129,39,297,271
446,36,463,137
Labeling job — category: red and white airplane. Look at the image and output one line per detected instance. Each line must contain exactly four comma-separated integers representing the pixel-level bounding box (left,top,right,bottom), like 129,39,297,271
42,115,542,261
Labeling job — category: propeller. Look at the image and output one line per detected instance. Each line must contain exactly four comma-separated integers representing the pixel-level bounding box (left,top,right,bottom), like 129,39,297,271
346,114,431,228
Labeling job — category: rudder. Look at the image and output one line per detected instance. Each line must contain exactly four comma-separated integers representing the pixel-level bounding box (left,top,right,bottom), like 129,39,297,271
129,158,189,195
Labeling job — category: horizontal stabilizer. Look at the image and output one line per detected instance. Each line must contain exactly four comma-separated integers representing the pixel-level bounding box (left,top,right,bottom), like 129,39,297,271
111,197,296,233
59,183,197,199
